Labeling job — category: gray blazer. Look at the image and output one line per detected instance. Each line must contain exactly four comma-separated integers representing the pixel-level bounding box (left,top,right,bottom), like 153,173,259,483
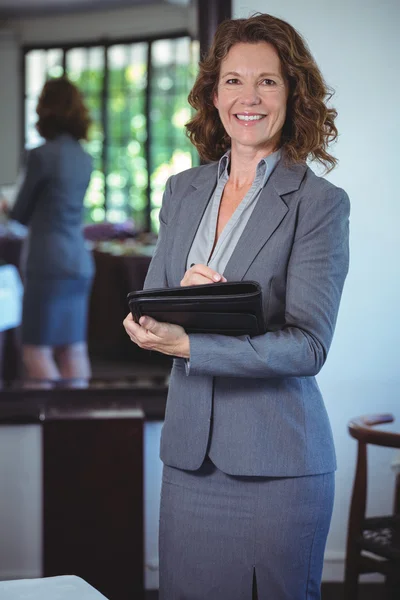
144,159,350,477
10,134,94,279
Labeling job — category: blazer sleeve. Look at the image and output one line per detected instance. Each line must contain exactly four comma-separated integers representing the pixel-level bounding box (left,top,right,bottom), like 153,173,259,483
187,187,350,378
9,149,45,226
143,174,175,290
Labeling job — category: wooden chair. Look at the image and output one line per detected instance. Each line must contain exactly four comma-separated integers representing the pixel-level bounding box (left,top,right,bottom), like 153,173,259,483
344,414,400,600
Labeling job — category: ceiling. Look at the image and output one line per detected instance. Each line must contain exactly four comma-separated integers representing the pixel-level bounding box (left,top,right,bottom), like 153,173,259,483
0,0,190,19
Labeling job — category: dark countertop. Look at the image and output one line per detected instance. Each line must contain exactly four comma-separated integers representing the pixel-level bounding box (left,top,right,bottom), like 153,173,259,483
0,384,168,423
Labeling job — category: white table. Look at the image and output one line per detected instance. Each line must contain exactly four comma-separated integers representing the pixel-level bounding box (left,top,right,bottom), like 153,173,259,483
0,575,109,599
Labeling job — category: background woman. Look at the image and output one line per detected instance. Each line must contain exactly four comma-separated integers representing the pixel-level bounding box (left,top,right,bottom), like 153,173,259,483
8,77,94,387
124,13,350,599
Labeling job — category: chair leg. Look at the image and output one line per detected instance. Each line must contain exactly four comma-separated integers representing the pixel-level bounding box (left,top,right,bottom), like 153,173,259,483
385,575,400,600
343,572,359,600
343,549,360,600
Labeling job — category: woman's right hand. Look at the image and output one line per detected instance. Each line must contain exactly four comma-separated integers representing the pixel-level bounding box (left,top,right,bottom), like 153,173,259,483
180,263,227,287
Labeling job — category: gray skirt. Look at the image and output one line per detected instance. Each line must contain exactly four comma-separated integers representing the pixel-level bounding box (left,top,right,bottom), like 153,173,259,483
22,276,93,346
159,457,334,600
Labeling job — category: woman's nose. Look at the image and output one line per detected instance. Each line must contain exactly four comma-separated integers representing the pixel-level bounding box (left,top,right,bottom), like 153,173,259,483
239,85,261,105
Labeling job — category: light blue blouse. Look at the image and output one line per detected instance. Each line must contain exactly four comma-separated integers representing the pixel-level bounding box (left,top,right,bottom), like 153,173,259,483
186,149,281,275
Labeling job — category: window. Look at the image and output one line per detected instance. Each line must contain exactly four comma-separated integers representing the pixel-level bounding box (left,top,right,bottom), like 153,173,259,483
24,35,199,231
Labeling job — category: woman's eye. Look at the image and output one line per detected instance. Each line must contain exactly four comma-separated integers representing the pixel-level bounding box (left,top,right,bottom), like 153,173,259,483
226,78,240,84
261,79,276,86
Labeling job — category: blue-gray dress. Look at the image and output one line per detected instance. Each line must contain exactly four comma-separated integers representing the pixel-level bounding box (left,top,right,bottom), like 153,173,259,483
10,134,94,346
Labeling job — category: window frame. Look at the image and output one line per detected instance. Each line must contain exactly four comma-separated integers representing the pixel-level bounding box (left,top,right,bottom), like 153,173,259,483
21,29,195,231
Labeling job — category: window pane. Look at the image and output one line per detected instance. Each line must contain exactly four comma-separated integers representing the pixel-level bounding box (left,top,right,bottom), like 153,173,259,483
107,42,148,228
66,47,105,222
26,50,47,96
46,49,63,78
66,48,88,86
150,37,199,232
25,48,64,148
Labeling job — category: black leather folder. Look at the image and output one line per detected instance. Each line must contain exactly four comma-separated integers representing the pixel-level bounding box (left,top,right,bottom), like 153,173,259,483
127,281,266,336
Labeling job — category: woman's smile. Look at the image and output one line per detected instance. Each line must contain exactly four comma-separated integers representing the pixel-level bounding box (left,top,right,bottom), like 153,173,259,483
214,42,288,154
234,112,267,124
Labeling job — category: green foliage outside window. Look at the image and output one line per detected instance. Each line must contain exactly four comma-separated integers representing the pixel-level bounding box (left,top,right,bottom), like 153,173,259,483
24,37,199,232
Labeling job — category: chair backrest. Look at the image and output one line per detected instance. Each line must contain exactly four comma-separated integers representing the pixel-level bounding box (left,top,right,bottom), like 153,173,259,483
347,414,400,535
348,414,400,449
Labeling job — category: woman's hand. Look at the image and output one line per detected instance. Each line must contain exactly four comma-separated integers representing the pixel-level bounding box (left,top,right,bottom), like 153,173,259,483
124,265,226,357
0,197,9,214
123,314,190,358
180,263,227,287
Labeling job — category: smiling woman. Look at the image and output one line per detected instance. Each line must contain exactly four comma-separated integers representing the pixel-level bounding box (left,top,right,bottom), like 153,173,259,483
213,42,288,157
187,13,338,170
123,12,350,600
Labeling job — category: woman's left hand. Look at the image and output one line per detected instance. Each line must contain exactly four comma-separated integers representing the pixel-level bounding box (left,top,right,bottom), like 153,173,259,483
123,314,190,358
0,197,9,214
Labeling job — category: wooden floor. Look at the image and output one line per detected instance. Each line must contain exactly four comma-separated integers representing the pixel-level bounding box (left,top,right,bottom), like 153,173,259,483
320,583,384,599
145,584,385,599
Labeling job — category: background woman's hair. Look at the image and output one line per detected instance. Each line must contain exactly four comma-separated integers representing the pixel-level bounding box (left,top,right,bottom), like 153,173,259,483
186,13,338,171
36,77,91,141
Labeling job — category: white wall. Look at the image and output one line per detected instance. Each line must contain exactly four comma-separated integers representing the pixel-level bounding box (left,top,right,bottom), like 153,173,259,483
8,2,192,46
234,0,400,582
0,30,21,186
0,426,42,580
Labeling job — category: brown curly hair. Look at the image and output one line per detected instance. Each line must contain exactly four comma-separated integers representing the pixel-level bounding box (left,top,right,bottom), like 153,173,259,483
186,14,338,171
36,77,91,141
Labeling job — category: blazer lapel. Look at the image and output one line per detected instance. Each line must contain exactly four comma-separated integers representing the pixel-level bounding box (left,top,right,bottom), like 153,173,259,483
223,161,308,281
170,163,219,284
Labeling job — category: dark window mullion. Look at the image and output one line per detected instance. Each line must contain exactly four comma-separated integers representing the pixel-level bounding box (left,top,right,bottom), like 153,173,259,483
21,49,26,150
102,45,109,213
171,41,179,156
124,44,133,218
145,41,152,232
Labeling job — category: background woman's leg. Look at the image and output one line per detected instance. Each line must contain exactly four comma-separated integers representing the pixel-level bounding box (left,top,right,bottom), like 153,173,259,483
55,341,91,387
22,344,60,388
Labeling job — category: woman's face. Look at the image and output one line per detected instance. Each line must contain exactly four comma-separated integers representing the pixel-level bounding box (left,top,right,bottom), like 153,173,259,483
214,42,288,156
